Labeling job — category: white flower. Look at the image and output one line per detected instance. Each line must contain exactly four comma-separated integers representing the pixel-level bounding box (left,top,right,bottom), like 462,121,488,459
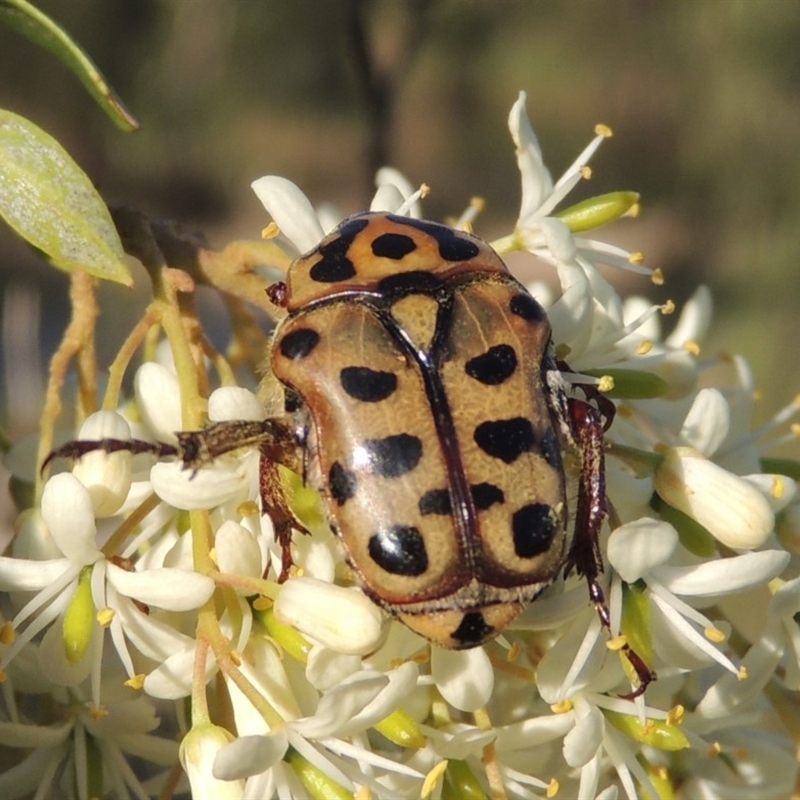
0,473,214,703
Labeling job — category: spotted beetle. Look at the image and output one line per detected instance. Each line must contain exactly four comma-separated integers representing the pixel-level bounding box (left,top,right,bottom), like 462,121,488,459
47,212,653,693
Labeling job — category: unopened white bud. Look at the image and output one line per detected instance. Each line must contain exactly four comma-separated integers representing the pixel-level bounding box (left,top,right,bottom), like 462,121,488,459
274,576,384,655
655,446,774,549
72,411,132,517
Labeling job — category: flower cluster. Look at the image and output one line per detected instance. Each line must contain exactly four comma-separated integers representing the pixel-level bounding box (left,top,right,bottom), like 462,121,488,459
2,92,799,799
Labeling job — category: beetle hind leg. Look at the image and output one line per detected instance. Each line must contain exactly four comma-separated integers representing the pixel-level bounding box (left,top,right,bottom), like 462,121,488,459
566,397,656,698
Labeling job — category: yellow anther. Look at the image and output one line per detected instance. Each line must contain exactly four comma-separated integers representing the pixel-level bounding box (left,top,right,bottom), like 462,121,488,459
651,267,665,285
704,626,726,643
791,423,800,437
261,222,280,240
419,183,431,198
230,650,242,666
683,340,701,356
547,778,560,797
629,251,645,265
89,705,109,720
238,500,260,517
551,700,574,714
0,621,16,645
737,665,749,681
471,196,486,212
96,608,115,627
125,674,145,690
661,299,676,315
707,741,722,757
507,642,522,662
667,705,685,726
772,476,785,499
595,123,613,137
636,340,653,355
598,375,615,393
581,165,593,180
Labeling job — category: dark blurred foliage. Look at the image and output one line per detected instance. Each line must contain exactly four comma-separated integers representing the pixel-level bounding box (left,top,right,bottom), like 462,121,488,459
2,0,800,451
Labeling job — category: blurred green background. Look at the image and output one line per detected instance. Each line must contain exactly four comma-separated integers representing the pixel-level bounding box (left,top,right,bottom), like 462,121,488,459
2,0,800,456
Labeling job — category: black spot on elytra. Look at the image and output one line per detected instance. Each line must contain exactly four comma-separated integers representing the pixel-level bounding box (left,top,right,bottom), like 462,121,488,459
470,482,504,510
279,328,320,360
308,217,369,283
369,525,428,576
363,434,423,478
388,215,480,262
372,232,417,260
452,612,495,645
377,270,443,295
419,488,451,516
474,418,535,463
512,503,558,558
465,344,518,386
541,428,562,470
340,366,398,403
509,293,546,322
329,461,358,505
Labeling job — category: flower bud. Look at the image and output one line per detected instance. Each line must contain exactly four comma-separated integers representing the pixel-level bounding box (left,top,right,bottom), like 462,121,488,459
179,723,244,800
274,576,384,655
654,446,774,549
134,362,181,442
72,411,132,517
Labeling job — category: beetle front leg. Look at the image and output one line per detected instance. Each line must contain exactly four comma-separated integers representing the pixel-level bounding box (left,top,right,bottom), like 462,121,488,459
180,417,308,583
565,397,656,698
257,439,309,584
45,416,308,583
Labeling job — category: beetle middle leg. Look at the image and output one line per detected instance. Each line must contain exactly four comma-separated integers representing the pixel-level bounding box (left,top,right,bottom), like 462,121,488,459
565,397,656,698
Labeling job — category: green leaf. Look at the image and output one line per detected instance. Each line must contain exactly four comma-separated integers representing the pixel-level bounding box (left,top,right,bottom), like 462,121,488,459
0,0,138,131
0,110,132,285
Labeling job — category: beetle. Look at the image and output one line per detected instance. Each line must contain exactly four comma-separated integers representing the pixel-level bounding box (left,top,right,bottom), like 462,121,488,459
47,212,653,693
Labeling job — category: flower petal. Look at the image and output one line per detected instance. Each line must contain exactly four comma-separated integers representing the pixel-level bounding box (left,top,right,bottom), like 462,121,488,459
251,176,325,254
214,520,264,586
150,460,250,510
214,731,288,781
41,473,101,564
509,91,553,221
679,389,729,455
607,518,678,582
654,550,789,597
431,646,493,712
563,705,603,768
107,562,214,610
